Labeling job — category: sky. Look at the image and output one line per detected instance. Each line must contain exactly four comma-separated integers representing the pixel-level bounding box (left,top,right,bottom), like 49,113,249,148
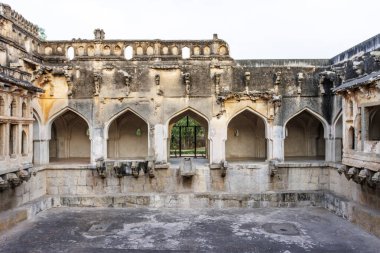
2,0,380,59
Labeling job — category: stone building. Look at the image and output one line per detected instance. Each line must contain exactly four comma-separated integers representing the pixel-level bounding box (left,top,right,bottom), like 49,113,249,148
0,3,379,238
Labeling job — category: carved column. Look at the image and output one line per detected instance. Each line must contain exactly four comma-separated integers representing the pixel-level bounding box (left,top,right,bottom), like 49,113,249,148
210,117,227,163
90,127,103,164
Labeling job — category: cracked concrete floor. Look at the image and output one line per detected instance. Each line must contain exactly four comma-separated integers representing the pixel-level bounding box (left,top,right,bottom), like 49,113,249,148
0,207,379,253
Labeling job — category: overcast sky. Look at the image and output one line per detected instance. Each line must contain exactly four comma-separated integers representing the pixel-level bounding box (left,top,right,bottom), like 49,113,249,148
3,0,379,59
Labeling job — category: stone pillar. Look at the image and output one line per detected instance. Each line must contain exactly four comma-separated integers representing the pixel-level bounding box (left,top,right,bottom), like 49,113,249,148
90,127,103,163
154,124,166,162
271,125,284,161
33,139,49,164
325,137,334,162
209,117,226,164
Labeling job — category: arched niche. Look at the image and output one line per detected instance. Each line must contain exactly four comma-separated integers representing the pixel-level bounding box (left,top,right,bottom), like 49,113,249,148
21,130,27,155
22,102,27,117
284,110,326,160
348,126,355,150
10,99,16,117
107,111,148,159
226,110,267,161
49,110,90,163
168,109,209,160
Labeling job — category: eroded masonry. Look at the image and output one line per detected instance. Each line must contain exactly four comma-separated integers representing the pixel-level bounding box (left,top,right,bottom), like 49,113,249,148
0,3,379,237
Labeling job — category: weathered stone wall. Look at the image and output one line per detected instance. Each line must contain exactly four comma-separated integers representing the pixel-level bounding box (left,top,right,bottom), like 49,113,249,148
0,169,45,212
42,163,332,195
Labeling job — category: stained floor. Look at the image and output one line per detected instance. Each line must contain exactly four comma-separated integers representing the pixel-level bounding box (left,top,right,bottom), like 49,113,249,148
0,207,379,253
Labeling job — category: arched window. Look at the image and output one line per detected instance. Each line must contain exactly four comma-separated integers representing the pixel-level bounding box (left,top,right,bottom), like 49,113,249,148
124,46,133,60
22,102,27,117
10,99,16,117
67,46,74,60
182,47,190,59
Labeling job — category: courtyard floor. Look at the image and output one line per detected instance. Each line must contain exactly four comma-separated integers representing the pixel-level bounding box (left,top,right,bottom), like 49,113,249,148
0,207,379,253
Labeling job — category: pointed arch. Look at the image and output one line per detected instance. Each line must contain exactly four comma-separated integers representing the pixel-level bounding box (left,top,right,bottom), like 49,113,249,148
166,107,209,160
47,107,91,140
227,107,269,138
105,107,149,159
22,101,27,118
226,107,267,161
166,107,209,131
104,107,149,140
283,107,329,139
48,107,91,162
284,107,327,160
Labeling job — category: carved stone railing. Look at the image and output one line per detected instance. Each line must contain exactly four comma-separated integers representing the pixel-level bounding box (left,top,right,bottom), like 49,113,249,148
0,65,31,82
0,3,39,37
40,37,231,61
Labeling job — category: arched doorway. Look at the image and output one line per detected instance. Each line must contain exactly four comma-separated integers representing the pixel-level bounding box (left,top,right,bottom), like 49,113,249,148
226,110,266,161
284,111,325,161
168,110,208,160
49,110,90,163
107,111,148,159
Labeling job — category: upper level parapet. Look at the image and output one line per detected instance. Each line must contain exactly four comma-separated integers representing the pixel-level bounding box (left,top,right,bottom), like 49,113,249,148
41,34,231,62
0,3,39,38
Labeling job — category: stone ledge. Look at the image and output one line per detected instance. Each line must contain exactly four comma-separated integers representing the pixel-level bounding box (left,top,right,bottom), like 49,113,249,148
57,191,324,209
277,162,329,168
0,196,59,233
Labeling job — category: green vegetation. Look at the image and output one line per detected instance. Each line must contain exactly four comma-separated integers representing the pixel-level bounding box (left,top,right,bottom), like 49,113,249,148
170,116,206,157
